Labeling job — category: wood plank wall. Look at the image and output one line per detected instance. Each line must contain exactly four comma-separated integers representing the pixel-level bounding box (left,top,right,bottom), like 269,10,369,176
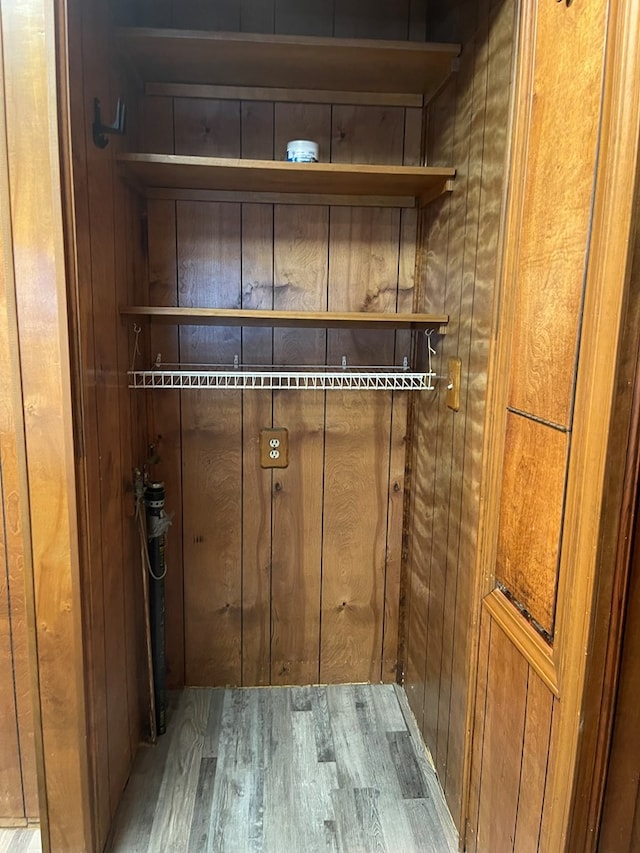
403,0,516,830
0,60,38,822
0,469,38,825
130,0,430,688
466,611,554,852
65,0,149,847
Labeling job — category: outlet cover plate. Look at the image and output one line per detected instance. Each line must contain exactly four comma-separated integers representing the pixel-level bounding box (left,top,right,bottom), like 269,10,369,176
260,428,289,468
447,357,462,411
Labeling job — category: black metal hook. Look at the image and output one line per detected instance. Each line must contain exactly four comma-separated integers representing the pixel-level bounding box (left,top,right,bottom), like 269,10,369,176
93,98,126,149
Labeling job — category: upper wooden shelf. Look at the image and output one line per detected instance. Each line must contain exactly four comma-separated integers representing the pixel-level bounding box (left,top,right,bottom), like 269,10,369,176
118,154,455,203
120,306,448,330
115,27,460,101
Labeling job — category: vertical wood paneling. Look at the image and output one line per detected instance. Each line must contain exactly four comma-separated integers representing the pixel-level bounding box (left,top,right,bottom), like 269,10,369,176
241,203,274,686
466,610,555,853
438,2,489,811
0,474,25,820
475,622,528,852
112,126,147,759
332,106,405,166
271,205,328,684
140,96,174,154
422,24,475,769
180,202,243,686
450,2,516,812
2,558,37,821
140,0,426,689
0,110,38,819
1,0,101,845
408,0,427,41
64,0,149,841
134,0,171,26
334,0,411,39
240,100,275,686
320,391,391,683
66,0,111,838
174,99,241,158
382,211,416,681
404,13,458,729
274,0,333,35
321,208,399,684
80,0,132,816
239,1,276,33
55,2,153,845
147,199,185,688
269,64,330,688
403,0,516,829
513,671,553,853
320,96,406,684
465,610,490,853
171,0,241,31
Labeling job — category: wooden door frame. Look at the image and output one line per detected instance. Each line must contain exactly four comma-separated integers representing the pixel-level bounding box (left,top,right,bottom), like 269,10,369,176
587,381,640,847
0,0,94,850
566,134,640,850
464,0,640,849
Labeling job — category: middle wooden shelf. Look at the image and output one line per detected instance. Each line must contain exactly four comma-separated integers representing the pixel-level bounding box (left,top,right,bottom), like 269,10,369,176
120,305,449,330
117,153,456,206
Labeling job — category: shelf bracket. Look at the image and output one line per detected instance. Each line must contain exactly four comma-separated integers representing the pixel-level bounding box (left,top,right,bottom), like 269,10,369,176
93,97,126,149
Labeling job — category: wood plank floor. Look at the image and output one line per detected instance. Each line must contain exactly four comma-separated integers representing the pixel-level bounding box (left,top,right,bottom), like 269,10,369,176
0,830,41,853
108,684,458,853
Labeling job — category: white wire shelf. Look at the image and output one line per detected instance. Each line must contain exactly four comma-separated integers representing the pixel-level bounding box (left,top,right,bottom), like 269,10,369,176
128,363,436,391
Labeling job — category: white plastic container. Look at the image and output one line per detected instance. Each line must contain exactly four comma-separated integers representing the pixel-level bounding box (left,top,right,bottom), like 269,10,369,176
286,139,319,163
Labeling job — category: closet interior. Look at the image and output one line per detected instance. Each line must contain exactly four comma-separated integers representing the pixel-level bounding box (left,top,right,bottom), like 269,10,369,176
2,0,519,849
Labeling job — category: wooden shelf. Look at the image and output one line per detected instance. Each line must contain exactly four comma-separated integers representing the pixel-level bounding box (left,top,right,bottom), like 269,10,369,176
116,27,460,101
118,154,455,204
120,306,449,330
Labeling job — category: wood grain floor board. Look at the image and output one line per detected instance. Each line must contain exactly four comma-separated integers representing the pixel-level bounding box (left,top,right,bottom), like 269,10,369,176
386,731,429,799
331,787,387,853
394,684,458,848
105,693,181,852
310,687,337,763
109,685,457,852
371,681,409,732
0,831,41,853
187,758,217,853
146,690,210,851
203,689,225,759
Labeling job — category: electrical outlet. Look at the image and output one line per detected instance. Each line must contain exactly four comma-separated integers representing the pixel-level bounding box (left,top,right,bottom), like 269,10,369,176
260,428,289,468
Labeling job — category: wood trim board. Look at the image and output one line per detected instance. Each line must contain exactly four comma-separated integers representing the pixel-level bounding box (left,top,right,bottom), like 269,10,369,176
482,589,559,697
